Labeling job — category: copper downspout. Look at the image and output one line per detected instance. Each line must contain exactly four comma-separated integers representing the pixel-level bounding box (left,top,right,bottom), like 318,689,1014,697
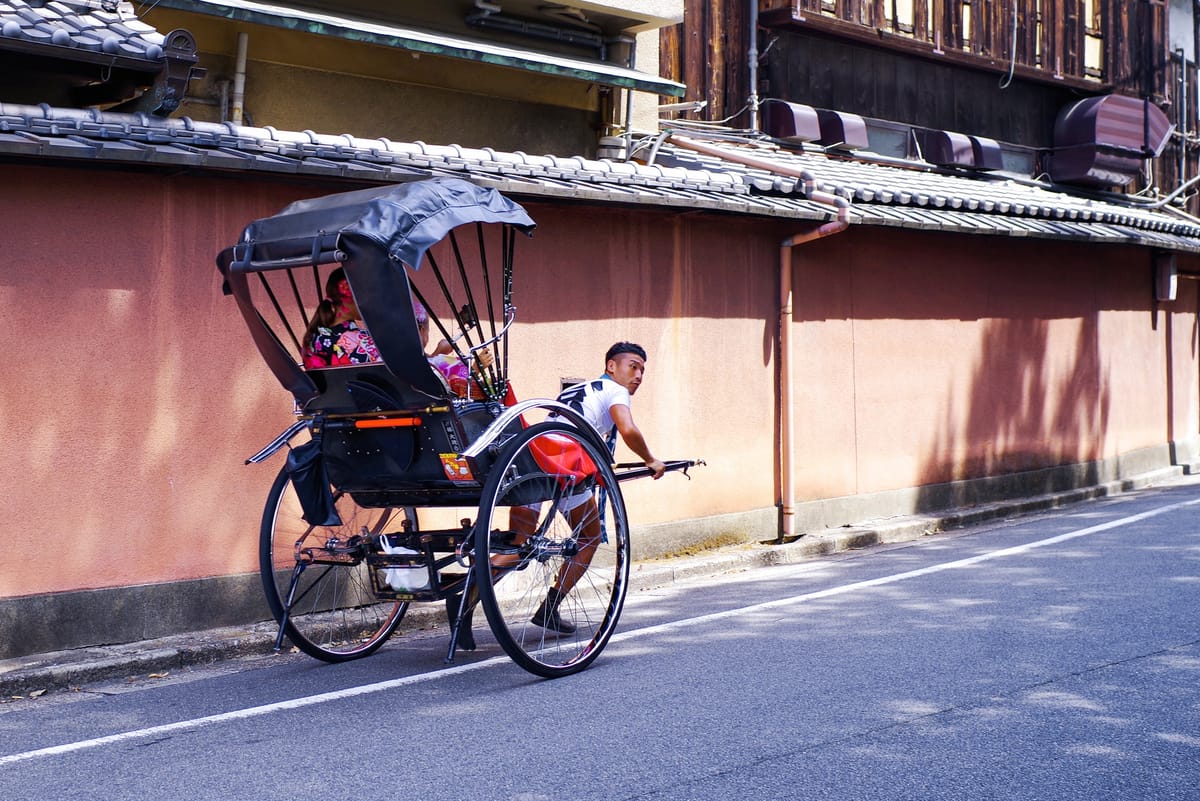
667,135,852,540
231,32,249,125
777,221,849,540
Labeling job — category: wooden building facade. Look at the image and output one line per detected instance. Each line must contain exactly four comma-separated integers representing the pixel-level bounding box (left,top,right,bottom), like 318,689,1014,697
661,1,1199,213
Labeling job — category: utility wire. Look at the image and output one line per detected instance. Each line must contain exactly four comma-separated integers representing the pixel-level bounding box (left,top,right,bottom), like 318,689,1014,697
999,2,1019,89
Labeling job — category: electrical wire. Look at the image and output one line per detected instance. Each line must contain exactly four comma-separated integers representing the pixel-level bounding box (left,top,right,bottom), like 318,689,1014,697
999,1,1019,89
659,103,753,128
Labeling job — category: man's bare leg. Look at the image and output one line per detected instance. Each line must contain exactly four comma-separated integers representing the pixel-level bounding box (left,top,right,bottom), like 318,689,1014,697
554,498,602,595
508,504,539,543
531,496,601,634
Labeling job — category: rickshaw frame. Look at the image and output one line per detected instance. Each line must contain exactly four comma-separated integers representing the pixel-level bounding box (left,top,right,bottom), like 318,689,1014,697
217,177,690,678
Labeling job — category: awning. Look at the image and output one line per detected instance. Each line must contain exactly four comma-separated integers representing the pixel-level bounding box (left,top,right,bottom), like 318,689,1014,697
150,0,686,97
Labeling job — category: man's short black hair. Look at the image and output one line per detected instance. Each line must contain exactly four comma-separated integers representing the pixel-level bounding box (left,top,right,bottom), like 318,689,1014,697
606,341,647,363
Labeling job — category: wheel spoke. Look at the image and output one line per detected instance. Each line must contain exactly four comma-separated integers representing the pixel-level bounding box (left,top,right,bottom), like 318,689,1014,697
259,467,408,662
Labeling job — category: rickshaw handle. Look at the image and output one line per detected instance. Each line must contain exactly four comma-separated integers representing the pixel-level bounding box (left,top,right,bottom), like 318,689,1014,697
613,459,705,483
245,420,308,464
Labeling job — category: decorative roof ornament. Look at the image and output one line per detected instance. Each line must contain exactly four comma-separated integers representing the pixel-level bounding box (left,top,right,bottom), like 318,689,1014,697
0,0,202,115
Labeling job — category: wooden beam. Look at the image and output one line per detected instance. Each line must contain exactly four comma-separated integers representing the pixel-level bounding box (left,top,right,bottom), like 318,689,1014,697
758,5,1110,92
913,0,929,40
683,0,707,105
1017,0,1037,68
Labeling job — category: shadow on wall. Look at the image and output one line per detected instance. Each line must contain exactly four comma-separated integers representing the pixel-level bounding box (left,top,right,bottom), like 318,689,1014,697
0,169,315,600
917,313,1111,510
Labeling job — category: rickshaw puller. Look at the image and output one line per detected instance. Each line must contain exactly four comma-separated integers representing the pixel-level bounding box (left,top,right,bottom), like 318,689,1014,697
518,342,666,633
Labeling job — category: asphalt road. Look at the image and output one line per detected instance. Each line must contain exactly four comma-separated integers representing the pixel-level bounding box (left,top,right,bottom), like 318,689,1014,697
2,483,1199,800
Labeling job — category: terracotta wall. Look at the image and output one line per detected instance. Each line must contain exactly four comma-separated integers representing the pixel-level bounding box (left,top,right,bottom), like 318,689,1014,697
1,166,308,599
504,203,782,526
790,227,1200,503
2,163,1198,609
0,167,780,601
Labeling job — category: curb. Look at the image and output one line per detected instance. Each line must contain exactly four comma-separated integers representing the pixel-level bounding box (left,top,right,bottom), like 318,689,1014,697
0,467,1190,699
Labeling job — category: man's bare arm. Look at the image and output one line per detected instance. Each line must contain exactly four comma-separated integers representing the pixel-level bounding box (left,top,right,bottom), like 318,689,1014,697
610,404,666,479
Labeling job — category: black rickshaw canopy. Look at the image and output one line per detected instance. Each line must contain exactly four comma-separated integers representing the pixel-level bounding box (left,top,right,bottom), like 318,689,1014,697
217,177,536,405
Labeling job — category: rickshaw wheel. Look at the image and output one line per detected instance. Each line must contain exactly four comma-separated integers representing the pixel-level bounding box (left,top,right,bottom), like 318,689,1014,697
260,465,408,662
474,421,630,678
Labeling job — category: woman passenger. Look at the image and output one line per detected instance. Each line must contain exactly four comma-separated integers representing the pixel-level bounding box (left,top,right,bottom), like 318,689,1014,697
301,267,380,368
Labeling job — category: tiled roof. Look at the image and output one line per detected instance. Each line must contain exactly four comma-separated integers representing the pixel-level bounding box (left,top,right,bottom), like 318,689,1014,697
1,100,1198,253
650,136,1200,251
0,1,165,62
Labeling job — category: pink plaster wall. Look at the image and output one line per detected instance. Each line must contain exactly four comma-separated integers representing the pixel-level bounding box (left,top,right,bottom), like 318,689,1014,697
1,166,310,598
1165,281,1200,445
791,227,1199,500
506,205,782,526
0,171,781,599
2,164,1197,602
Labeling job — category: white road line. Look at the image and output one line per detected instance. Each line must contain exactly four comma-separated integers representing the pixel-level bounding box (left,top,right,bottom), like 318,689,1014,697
0,655,511,767
3,495,1195,767
616,494,1200,637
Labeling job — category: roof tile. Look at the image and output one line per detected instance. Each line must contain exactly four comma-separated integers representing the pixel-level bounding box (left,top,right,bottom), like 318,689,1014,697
0,1,163,60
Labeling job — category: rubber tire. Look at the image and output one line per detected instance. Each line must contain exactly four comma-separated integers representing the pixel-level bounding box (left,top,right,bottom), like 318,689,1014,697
474,421,630,678
260,464,407,662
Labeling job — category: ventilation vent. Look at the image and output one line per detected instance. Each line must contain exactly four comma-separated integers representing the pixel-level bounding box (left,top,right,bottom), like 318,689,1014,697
918,130,1004,171
763,101,821,144
1049,94,1174,187
919,130,974,168
970,136,1004,171
816,110,870,151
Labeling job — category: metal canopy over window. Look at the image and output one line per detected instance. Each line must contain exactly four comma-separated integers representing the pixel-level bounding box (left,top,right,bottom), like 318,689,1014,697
151,0,686,97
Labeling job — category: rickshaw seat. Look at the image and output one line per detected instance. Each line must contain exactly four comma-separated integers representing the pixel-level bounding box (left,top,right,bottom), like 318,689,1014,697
303,362,447,415
346,378,405,412
301,362,503,505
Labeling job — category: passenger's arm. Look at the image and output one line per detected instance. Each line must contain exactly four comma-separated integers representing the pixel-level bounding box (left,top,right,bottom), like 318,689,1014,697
610,404,666,479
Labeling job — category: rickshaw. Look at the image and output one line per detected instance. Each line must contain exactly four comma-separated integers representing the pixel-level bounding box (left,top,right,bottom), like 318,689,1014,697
217,177,698,678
